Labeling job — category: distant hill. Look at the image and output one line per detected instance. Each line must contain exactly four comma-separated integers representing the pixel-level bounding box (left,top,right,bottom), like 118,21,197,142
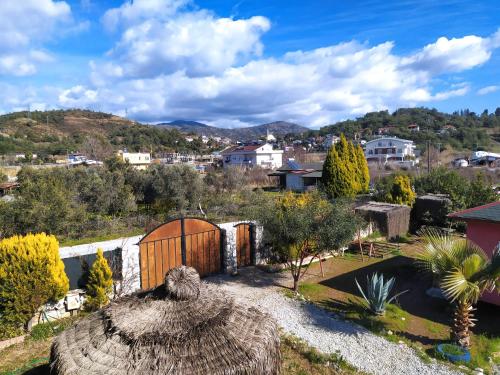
157,120,309,139
318,107,500,151
0,110,203,156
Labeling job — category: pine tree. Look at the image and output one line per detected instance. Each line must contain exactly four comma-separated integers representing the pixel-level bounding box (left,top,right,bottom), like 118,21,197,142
85,248,113,311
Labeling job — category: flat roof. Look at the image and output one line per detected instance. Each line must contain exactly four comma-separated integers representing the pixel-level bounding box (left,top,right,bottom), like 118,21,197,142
301,171,322,178
449,201,500,223
355,201,410,212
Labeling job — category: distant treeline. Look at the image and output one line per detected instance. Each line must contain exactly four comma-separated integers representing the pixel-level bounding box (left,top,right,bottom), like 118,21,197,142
297,107,500,150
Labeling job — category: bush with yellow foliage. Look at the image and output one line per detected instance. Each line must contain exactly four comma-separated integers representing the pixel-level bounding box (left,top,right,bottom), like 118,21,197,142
0,233,69,337
85,248,113,311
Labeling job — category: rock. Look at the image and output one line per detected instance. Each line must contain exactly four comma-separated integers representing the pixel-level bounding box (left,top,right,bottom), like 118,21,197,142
401,317,406,321
387,330,393,335
425,287,446,300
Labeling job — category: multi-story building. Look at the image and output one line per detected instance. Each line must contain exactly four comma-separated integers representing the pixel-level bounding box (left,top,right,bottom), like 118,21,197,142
118,151,151,170
364,137,415,163
222,143,283,169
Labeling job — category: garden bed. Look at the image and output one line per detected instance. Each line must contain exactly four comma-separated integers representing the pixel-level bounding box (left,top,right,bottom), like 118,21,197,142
296,242,500,372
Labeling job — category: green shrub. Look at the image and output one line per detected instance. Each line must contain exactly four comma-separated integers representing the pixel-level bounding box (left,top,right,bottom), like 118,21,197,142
85,248,113,311
0,233,69,334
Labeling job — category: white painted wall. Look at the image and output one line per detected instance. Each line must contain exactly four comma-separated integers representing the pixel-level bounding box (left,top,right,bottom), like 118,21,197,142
60,235,143,294
58,221,264,294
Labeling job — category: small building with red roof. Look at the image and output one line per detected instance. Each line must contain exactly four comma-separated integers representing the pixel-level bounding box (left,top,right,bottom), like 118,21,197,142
449,201,500,306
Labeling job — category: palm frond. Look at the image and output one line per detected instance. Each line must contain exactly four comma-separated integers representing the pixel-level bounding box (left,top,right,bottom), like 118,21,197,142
441,268,481,303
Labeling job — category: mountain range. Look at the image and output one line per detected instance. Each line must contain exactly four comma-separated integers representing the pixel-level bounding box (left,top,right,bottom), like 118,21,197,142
156,120,310,139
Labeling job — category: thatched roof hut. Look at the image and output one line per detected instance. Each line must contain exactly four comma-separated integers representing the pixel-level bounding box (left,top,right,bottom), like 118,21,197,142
50,266,281,374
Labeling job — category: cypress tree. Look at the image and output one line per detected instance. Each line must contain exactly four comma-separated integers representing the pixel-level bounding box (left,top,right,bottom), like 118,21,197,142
85,248,113,311
322,134,370,197
348,141,361,193
356,144,370,193
322,139,355,198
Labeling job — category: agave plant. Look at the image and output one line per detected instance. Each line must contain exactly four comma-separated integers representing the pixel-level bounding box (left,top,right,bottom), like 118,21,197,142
417,230,500,349
355,272,408,315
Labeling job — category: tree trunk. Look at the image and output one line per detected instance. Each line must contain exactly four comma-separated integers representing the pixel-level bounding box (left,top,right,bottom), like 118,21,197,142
292,276,299,294
452,301,476,349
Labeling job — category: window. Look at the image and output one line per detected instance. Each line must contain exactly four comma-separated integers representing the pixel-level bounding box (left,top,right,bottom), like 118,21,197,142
397,148,402,153
378,142,382,146
368,150,373,155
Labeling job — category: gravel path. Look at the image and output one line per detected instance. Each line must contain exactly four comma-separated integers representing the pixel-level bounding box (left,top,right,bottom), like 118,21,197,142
206,268,462,375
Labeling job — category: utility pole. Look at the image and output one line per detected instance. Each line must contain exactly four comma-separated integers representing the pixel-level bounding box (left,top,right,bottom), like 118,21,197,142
427,140,431,174
437,142,441,166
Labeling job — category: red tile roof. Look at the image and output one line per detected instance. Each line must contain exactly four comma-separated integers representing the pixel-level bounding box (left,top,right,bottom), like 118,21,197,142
222,145,262,154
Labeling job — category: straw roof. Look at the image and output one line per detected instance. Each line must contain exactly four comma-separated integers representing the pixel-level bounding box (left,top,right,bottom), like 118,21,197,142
50,266,281,374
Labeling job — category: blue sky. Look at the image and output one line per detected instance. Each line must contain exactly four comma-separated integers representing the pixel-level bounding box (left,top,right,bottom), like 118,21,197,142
0,0,499,128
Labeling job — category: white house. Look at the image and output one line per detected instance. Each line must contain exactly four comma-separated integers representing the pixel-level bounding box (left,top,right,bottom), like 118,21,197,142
364,137,416,163
222,143,283,169
323,134,340,149
118,151,151,170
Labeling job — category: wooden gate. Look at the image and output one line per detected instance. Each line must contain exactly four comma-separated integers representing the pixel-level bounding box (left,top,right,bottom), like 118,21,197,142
139,218,222,289
235,223,253,267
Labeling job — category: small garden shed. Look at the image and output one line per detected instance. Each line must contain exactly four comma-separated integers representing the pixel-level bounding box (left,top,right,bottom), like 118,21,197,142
355,201,410,239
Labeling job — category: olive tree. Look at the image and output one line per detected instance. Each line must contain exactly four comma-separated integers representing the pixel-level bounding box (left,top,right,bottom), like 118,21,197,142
254,191,362,292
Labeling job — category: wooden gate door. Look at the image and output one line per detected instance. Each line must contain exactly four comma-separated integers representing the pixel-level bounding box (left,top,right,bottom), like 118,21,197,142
139,218,222,289
235,223,253,267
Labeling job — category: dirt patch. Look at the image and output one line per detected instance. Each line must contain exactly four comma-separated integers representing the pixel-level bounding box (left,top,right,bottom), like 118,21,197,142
0,338,52,374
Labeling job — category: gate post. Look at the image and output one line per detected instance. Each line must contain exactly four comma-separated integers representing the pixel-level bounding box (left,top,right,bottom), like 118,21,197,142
220,228,227,273
180,217,187,265
249,223,256,266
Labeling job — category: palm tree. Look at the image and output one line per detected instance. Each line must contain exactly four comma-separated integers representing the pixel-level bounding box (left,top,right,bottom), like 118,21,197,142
417,230,500,348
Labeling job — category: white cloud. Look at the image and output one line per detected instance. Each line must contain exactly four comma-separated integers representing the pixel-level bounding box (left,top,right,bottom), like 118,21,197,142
0,0,72,76
78,2,500,126
102,0,190,31
100,12,270,78
402,33,498,75
477,85,499,95
59,85,98,107
7,0,498,127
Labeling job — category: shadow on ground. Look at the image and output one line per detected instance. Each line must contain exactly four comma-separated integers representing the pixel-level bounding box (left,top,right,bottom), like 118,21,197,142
23,364,50,375
205,265,290,289
317,255,500,337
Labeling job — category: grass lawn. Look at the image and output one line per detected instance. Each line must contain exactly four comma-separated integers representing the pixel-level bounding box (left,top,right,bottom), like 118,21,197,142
294,239,500,372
